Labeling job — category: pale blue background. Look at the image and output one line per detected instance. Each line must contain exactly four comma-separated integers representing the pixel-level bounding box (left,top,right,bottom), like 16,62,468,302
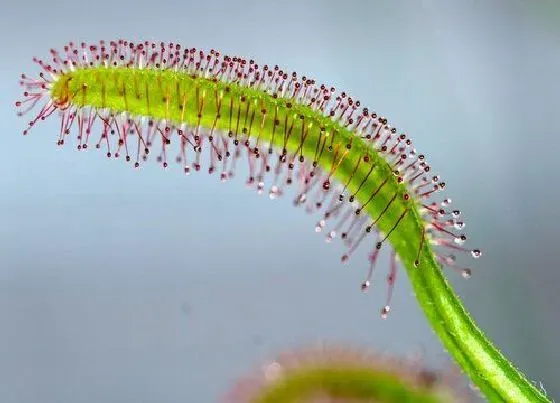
0,1,559,402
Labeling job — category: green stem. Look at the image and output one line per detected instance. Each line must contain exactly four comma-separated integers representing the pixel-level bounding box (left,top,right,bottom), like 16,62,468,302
338,143,551,402
404,245,549,402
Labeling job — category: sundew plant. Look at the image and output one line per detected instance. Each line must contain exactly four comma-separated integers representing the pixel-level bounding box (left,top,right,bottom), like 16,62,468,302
16,40,551,403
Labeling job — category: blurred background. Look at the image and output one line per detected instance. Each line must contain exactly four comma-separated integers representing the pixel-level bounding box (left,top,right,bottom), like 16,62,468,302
0,0,558,401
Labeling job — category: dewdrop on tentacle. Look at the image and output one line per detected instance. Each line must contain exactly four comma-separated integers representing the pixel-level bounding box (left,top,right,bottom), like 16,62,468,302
16,40,482,318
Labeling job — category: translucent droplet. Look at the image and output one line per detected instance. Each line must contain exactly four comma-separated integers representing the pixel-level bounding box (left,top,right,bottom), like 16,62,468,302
294,193,306,205
361,280,370,292
454,221,465,230
452,209,461,218
325,230,336,243
471,249,482,258
381,305,390,319
461,268,472,279
454,234,467,245
269,185,279,200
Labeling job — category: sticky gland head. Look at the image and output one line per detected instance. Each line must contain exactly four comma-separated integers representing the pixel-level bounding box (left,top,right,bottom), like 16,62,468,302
17,40,482,317
224,343,473,402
